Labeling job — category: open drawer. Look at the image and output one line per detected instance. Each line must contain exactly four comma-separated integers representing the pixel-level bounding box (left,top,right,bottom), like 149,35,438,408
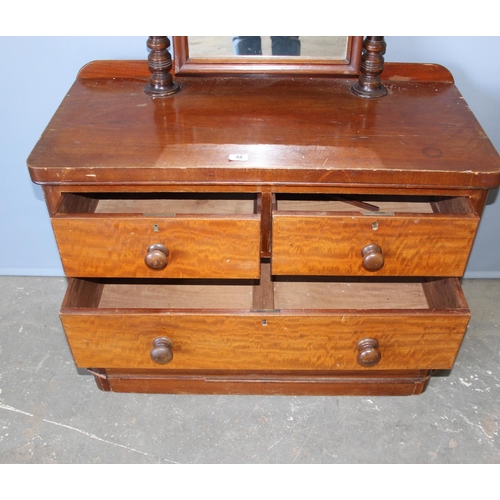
272,194,479,276
60,268,470,372
51,193,261,279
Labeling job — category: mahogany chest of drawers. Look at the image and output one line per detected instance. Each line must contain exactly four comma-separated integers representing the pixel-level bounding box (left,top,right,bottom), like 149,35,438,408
27,53,500,396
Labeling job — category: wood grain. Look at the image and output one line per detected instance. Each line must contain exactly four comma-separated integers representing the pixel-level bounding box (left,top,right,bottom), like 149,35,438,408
99,281,254,310
277,197,435,213
52,215,261,278
67,276,464,312
272,212,478,276
30,57,498,395
27,63,500,189
61,312,469,371
273,280,428,310
76,60,453,83
61,276,469,372
94,196,255,215
97,369,432,396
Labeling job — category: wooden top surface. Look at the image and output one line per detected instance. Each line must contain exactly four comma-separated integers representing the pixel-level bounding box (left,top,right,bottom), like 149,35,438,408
27,61,500,189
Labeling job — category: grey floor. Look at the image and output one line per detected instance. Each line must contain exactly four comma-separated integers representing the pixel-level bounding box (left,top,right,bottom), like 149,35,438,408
1,276,499,464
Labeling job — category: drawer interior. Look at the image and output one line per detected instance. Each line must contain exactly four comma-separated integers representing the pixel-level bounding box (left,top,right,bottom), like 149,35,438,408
61,265,470,372
57,193,476,216
275,194,475,215
100,280,255,310
274,279,428,309
272,194,479,278
56,192,258,215
62,265,468,313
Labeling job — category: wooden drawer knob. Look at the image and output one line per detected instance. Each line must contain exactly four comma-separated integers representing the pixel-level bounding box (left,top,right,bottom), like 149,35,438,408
150,337,173,364
361,243,384,271
145,244,169,270
356,338,381,367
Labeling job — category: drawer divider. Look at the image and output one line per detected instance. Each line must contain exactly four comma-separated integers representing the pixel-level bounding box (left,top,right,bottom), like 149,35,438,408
252,262,274,311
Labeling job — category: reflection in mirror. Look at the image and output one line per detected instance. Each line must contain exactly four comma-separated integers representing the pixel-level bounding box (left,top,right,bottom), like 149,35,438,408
188,36,349,60
172,36,362,76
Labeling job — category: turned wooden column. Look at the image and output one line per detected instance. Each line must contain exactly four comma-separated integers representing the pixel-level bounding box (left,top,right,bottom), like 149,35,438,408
351,36,387,99
144,36,180,97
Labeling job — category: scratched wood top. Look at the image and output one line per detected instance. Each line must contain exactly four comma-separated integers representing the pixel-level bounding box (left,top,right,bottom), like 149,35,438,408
27,61,500,189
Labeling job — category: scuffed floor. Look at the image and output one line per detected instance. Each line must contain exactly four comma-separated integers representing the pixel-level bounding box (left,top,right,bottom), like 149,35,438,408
1,277,499,463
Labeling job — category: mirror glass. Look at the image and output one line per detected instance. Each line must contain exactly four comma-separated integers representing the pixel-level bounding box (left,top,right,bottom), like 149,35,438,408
188,36,349,60
173,36,362,76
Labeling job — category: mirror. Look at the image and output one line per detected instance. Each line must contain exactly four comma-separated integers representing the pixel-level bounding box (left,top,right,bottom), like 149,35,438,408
173,36,363,76
189,36,348,59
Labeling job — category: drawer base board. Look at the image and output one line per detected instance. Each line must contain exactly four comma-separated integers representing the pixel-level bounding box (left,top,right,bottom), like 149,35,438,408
90,369,432,396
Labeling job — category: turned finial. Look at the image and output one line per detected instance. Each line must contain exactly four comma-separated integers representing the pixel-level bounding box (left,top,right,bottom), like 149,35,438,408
144,36,180,97
351,36,387,99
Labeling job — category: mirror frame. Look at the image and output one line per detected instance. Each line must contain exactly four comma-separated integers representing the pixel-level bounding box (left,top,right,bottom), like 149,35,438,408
172,36,363,76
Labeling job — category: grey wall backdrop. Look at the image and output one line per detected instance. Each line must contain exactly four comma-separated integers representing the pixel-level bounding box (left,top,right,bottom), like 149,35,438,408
1,36,499,277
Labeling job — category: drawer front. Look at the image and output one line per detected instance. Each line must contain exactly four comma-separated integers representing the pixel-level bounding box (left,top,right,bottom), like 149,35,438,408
52,216,261,278
272,213,478,276
61,312,469,372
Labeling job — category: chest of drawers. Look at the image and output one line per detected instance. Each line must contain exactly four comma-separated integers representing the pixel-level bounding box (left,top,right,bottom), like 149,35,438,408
27,52,500,396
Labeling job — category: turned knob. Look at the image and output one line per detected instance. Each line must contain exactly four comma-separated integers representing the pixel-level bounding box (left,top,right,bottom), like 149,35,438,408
361,243,384,272
150,337,174,364
145,244,169,270
356,338,381,367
